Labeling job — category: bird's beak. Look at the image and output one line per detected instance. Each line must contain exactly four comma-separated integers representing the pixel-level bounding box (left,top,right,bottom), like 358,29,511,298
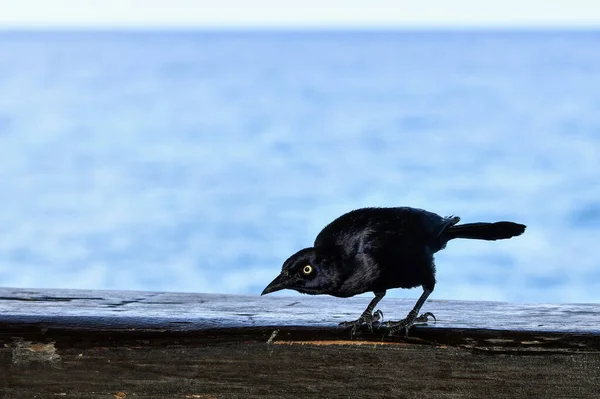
261,273,292,296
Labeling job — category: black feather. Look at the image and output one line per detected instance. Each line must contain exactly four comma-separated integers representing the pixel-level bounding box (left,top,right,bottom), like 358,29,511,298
262,206,526,336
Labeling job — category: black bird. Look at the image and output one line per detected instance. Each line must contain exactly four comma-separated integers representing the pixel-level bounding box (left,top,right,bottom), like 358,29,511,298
261,207,526,335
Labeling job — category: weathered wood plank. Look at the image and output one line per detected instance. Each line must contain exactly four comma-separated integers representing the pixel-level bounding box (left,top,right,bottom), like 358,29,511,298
1,287,599,333
1,287,599,399
3,335,600,399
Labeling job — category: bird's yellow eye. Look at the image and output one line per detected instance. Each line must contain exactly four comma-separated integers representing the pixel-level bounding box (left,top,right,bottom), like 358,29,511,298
303,265,313,275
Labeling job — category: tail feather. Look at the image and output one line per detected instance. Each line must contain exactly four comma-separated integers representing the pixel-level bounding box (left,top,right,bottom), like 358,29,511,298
445,221,526,241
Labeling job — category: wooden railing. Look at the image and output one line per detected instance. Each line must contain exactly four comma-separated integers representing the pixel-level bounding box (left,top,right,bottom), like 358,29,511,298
1,287,599,398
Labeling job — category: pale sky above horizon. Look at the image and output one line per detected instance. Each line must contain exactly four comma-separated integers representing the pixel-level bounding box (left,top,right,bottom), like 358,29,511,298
1,0,600,28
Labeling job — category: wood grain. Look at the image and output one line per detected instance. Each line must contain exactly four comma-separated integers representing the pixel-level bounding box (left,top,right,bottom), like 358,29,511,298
1,287,598,333
1,287,599,398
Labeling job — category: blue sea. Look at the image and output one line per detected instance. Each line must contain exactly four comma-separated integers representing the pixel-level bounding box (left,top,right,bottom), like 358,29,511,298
0,30,599,304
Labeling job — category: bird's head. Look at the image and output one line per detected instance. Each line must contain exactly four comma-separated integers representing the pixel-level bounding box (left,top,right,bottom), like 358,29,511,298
261,247,341,296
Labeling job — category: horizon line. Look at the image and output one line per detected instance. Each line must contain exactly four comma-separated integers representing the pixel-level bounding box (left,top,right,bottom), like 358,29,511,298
1,24,600,32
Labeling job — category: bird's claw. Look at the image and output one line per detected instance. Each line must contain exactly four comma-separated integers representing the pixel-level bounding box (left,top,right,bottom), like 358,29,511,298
414,311,436,324
379,312,436,336
367,309,384,331
338,309,384,335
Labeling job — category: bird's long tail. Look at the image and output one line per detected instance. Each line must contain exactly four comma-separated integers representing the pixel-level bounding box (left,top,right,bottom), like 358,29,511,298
445,221,526,241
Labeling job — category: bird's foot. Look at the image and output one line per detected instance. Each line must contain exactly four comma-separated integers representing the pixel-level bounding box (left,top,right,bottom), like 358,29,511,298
338,309,384,335
379,312,436,336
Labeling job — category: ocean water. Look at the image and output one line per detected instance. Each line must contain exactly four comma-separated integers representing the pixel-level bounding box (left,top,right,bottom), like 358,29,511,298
0,30,599,304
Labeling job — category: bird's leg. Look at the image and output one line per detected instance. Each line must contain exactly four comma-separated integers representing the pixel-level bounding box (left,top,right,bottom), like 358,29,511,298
380,288,436,336
338,291,386,334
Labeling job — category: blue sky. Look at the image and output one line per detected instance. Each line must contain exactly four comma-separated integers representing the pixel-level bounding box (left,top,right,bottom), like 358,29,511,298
1,0,599,28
